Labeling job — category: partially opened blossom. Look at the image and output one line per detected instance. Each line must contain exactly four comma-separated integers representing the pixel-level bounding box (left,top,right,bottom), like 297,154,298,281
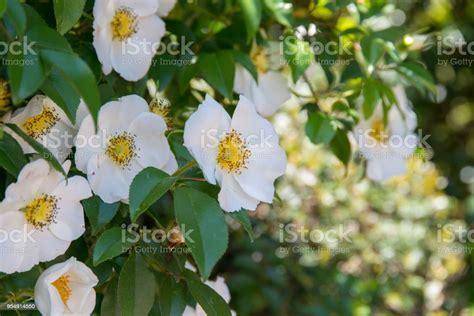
184,94,287,212
354,85,418,181
34,257,98,316
93,0,166,81
234,43,291,117
4,95,76,162
75,94,178,203
0,160,91,274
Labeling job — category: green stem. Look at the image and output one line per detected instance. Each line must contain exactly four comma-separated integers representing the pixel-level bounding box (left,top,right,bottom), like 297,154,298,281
173,160,197,177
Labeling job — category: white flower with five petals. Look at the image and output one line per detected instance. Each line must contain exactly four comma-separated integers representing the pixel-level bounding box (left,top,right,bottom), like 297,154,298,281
354,85,418,181
184,95,287,212
34,257,98,316
75,95,178,203
0,159,91,274
4,95,76,162
93,0,166,81
234,43,291,117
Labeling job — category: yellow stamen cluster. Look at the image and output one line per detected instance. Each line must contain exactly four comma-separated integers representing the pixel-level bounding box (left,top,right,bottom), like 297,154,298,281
369,120,389,143
149,97,171,126
217,130,251,174
111,7,138,41
251,47,270,74
22,106,60,139
0,79,11,115
24,195,58,230
106,132,137,167
51,275,72,304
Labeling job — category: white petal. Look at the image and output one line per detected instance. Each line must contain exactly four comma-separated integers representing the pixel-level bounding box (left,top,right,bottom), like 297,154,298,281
99,95,149,134
110,16,165,81
233,65,254,97
128,112,173,171
29,229,70,262
116,0,159,16
161,152,178,175
48,201,86,241
367,156,407,181
0,211,28,274
93,27,113,75
256,71,291,117
184,95,231,184
87,155,129,203
157,0,177,16
218,173,259,212
75,115,104,173
234,144,286,203
52,176,92,202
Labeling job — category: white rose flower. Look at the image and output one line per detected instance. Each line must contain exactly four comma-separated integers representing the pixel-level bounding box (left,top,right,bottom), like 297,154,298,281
93,0,166,81
3,95,76,162
0,159,91,274
234,43,291,117
354,85,418,181
184,94,287,212
34,257,98,316
75,94,178,204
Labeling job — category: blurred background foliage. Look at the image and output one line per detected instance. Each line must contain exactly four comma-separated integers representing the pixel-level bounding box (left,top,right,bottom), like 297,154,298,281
217,0,474,315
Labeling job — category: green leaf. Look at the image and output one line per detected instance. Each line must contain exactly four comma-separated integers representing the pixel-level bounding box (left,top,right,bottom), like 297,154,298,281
53,0,86,35
0,131,27,177
157,273,187,316
7,45,45,104
118,253,156,316
0,0,7,17
362,78,380,119
366,38,385,65
199,51,235,99
101,277,121,316
229,210,254,242
174,187,228,280
40,49,100,125
4,0,26,35
283,34,314,82
238,0,262,42
83,196,120,235
129,167,177,223
5,123,66,176
183,269,232,316
396,61,436,95
232,50,258,82
40,68,81,124
93,227,135,266
263,0,292,27
26,25,73,52
330,129,352,165
305,112,337,145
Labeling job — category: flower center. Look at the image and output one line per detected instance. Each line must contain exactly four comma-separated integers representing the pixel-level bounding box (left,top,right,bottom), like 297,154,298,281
51,275,71,305
111,7,138,41
251,47,270,74
217,130,251,174
22,106,60,139
0,79,11,114
369,120,389,143
24,195,58,229
106,132,137,167
149,97,171,126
